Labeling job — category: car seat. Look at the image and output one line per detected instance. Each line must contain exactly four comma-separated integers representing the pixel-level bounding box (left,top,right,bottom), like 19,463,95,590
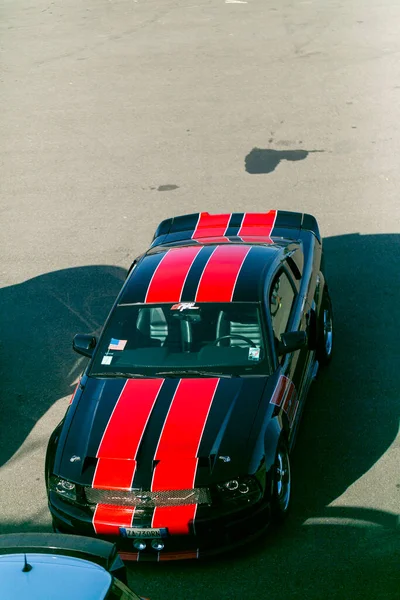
136,307,168,345
215,310,261,347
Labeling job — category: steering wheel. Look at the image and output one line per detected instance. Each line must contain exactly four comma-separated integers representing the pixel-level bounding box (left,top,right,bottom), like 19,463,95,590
211,334,257,347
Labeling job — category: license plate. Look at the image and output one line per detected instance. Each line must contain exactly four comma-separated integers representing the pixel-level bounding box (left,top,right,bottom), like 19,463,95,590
120,527,166,539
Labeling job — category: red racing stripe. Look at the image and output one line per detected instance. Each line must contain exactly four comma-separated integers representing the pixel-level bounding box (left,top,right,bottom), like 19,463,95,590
195,236,231,245
117,552,139,562
238,211,277,243
93,504,135,536
145,247,202,303
93,379,163,491
192,213,231,241
195,245,251,302
270,375,287,406
158,549,199,561
152,505,198,536
151,378,219,534
68,380,80,405
270,375,298,427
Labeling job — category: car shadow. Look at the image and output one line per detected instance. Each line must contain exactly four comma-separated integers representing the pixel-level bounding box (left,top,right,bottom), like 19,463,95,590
0,265,126,468
291,232,400,519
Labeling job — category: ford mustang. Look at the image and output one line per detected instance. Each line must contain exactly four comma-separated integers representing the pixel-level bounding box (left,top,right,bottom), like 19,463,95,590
46,210,333,561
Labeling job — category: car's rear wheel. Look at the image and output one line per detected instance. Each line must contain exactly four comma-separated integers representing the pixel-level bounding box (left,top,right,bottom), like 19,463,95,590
271,439,291,520
317,288,333,366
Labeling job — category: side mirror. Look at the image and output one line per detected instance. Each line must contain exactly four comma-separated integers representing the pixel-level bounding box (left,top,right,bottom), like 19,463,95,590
278,331,307,356
73,334,97,358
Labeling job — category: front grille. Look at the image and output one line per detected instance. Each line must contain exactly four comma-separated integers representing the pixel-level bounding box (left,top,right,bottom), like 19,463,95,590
85,487,211,507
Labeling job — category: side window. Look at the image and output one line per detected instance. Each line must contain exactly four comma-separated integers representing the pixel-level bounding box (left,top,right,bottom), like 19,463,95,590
269,270,296,342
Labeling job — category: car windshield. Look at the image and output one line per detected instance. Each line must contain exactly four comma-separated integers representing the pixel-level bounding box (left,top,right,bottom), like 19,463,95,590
90,302,271,377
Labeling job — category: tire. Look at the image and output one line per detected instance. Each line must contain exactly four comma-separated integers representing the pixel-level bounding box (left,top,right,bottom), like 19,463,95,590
316,288,333,366
271,439,291,521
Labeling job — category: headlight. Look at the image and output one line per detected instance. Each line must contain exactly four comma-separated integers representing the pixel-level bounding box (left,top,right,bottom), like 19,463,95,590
49,476,77,502
215,476,262,507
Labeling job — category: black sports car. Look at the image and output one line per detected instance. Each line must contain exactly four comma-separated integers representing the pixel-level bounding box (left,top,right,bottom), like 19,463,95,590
46,210,333,561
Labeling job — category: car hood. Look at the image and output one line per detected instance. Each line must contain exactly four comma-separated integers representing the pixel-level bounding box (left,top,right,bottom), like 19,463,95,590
56,375,270,489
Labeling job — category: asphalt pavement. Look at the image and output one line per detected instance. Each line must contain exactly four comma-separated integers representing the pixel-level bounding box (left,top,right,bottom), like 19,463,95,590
1,0,399,598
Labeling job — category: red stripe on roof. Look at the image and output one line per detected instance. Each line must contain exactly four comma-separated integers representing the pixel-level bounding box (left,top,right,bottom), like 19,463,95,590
93,379,163,490
151,378,218,534
195,245,251,302
93,504,135,536
195,236,231,244
238,211,277,242
192,213,231,240
145,246,202,303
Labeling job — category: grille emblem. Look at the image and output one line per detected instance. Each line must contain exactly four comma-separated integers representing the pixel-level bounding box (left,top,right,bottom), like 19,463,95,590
70,455,81,463
136,494,152,503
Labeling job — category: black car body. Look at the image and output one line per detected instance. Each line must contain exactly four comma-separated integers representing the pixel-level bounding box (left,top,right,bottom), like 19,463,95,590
46,210,333,561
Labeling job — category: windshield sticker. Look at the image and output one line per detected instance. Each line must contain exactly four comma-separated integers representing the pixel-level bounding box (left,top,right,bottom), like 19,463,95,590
108,338,127,351
101,355,113,365
171,302,199,311
248,347,260,361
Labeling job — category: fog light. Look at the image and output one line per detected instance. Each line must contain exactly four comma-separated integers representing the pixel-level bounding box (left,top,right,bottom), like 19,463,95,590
239,483,250,494
151,539,164,551
225,480,239,491
133,540,147,551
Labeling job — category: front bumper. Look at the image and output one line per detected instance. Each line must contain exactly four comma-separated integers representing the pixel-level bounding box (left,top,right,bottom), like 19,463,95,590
49,492,271,562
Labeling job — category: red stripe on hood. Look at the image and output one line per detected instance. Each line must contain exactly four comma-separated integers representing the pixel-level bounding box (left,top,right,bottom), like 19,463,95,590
238,211,277,243
192,212,231,241
195,245,251,302
93,379,163,491
151,378,219,534
145,247,202,303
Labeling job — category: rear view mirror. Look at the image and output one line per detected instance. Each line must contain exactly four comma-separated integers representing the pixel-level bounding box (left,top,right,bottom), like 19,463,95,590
73,334,97,358
278,331,307,356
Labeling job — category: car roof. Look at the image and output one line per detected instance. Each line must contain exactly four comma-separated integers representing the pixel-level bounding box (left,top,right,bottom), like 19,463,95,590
0,553,112,600
121,242,283,305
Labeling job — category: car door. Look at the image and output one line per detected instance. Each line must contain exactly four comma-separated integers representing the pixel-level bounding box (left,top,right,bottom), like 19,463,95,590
267,264,310,436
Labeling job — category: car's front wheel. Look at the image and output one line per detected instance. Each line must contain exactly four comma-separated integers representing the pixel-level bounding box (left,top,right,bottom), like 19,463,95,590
317,288,333,366
271,439,291,521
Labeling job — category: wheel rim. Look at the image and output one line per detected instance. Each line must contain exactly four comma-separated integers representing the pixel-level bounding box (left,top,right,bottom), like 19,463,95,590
323,307,333,357
275,447,291,512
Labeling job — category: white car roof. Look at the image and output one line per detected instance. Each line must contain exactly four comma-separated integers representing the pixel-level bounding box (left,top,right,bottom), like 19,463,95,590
0,553,112,600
